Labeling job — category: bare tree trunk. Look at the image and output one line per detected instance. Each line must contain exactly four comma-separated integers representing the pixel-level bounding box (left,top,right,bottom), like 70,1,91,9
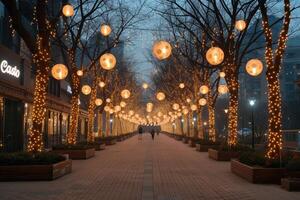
67,69,80,144
28,39,50,152
87,78,97,142
208,94,216,142
227,75,239,146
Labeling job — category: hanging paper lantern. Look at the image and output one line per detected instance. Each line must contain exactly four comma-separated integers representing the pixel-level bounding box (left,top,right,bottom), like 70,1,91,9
128,110,134,116
121,89,131,99
177,112,182,117
109,109,114,114
81,85,91,95
179,83,185,89
95,98,103,106
142,83,149,89
183,108,189,115
100,53,116,70
152,40,172,60
219,71,226,78
172,103,180,110
198,98,207,106
156,92,166,101
186,98,191,103
114,105,121,112
77,69,83,77
99,81,105,88
206,47,224,66
218,85,228,94
120,101,126,108
246,59,263,76
51,64,68,80
235,20,247,31
199,85,209,94
157,112,163,117
62,4,74,17
104,106,110,112
190,104,198,111
100,24,112,36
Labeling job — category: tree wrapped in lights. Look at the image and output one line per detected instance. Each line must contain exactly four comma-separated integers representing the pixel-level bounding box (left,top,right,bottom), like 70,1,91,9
258,0,291,159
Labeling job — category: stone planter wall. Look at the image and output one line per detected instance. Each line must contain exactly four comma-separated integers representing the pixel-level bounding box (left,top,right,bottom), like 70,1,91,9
105,139,117,145
188,139,196,147
53,148,95,160
281,178,300,191
208,148,240,161
0,159,72,181
182,137,189,144
231,159,285,184
196,144,220,152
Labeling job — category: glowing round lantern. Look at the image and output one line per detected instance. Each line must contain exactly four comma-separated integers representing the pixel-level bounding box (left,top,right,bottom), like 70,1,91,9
179,83,185,89
99,81,105,88
109,109,114,114
199,85,209,95
142,83,148,89
177,112,182,117
191,104,198,111
128,110,134,116
156,92,165,101
198,98,207,106
81,85,91,95
206,47,224,66
172,103,179,110
186,98,191,103
104,106,110,112
114,105,121,112
106,98,111,103
246,59,263,76
152,40,172,60
121,89,131,99
120,101,126,108
77,69,83,77
100,24,112,36
157,112,163,117
235,20,247,31
95,98,103,106
219,71,226,78
100,53,116,70
218,85,228,94
51,64,68,80
183,108,189,115
62,4,74,17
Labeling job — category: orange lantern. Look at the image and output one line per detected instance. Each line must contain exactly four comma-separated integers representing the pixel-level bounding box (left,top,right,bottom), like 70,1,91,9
156,92,166,101
95,98,103,106
100,24,112,36
152,40,172,60
199,85,209,95
218,85,228,94
51,64,68,80
235,20,247,31
179,83,185,89
76,69,83,77
198,98,207,106
246,59,263,76
206,47,224,66
81,85,91,95
62,4,74,17
121,89,131,99
100,53,116,70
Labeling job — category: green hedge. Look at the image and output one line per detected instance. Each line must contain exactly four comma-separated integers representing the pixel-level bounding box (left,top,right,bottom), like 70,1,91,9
0,152,66,166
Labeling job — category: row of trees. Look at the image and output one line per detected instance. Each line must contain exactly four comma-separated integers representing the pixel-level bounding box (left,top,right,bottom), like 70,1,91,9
1,0,144,152
151,0,296,159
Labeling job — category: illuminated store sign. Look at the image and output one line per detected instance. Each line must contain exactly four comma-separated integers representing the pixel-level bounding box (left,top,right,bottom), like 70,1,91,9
0,60,20,78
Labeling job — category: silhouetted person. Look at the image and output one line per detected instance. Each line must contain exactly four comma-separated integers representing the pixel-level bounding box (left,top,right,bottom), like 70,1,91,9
151,129,155,140
138,126,143,140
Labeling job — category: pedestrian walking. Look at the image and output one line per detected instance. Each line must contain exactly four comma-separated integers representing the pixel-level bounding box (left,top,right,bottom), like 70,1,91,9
151,129,155,140
138,126,143,140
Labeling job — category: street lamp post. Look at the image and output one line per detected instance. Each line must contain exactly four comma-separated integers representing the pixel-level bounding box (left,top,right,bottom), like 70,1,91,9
249,99,256,149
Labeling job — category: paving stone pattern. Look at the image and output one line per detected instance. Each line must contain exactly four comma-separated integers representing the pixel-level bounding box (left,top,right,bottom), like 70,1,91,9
0,134,298,200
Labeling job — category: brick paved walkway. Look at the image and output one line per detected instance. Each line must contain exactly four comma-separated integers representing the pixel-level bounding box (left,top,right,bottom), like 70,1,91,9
0,134,298,200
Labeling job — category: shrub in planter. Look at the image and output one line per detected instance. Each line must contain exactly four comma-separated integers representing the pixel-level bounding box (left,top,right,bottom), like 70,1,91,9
209,145,252,161
285,159,300,178
52,144,95,159
196,140,221,152
77,141,105,151
0,152,71,181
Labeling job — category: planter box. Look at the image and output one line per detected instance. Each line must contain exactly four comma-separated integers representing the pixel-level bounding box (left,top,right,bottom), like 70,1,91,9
281,178,300,191
208,148,240,161
93,143,105,151
105,139,117,145
231,159,285,184
182,137,189,144
196,144,220,152
188,139,196,147
53,148,95,160
175,135,182,141
0,159,72,181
